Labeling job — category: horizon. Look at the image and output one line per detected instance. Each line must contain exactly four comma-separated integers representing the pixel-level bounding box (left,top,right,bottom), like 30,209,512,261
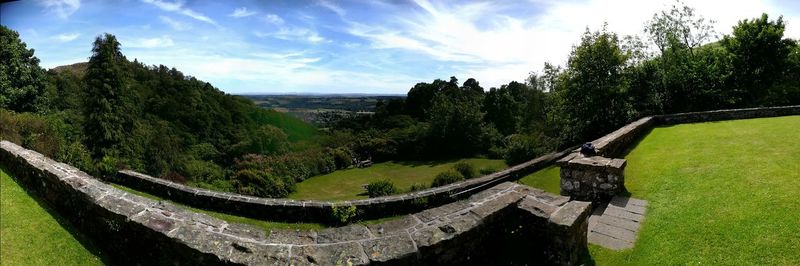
2,0,799,94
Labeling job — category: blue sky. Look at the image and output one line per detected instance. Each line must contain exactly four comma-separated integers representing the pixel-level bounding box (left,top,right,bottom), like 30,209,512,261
2,0,799,94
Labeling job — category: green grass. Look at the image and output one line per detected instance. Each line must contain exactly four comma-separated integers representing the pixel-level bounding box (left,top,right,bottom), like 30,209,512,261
1,168,107,265
517,165,561,194
588,115,800,265
251,109,317,143
110,184,325,232
290,158,507,201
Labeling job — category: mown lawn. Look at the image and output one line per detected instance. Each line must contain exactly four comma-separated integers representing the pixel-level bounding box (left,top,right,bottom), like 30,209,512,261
290,158,507,201
517,165,561,194
0,168,107,265
588,115,800,265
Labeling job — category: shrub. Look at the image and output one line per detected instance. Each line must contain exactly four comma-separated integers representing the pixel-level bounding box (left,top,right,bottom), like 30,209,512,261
453,162,476,179
365,179,397,198
408,183,428,192
479,167,499,175
431,170,465,187
330,204,358,225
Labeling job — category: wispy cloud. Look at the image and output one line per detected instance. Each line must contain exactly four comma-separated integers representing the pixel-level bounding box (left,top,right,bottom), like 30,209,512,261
230,7,256,18
159,16,191,30
37,0,80,19
127,35,175,48
54,33,80,42
255,27,327,44
263,14,284,25
142,0,218,26
316,0,345,17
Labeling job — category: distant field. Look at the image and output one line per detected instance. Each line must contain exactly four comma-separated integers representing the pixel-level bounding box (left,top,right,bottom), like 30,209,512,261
290,158,507,201
243,94,401,126
0,168,106,265
590,116,800,264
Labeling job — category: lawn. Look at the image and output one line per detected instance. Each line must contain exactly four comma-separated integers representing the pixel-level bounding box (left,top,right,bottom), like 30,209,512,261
290,158,507,201
587,115,800,265
517,165,561,194
0,168,107,265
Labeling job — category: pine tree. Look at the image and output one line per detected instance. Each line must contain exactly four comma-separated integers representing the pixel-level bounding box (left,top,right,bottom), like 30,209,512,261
83,33,133,158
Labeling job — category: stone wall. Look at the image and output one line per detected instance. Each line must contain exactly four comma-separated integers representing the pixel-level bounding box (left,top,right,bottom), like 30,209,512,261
557,153,626,202
591,117,654,158
0,140,592,265
655,105,800,125
113,148,573,223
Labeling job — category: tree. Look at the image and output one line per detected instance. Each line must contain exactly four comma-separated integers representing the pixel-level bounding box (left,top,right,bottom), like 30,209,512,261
556,26,629,144
723,14,796,106
0,26,48,112
83,33,135,158
644,1,716,57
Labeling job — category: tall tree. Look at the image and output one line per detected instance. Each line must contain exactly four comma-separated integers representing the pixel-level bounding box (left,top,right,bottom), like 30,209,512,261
0,26,48,112
83,33,135,158
723,14,796,106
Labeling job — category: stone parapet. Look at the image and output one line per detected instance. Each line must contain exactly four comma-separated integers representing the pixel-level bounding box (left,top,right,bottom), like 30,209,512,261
655,105,800,125
0,140,590,265
114,147,574,223
558,153,626,202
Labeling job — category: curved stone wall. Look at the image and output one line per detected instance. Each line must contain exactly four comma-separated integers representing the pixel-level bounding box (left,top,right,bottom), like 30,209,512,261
655,105,800,125
113,148,573,223
0,140,591,265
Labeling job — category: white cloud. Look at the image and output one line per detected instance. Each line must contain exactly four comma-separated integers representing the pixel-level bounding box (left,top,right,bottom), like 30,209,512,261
264,14,284,25
346,0,800,89
54,33,80,42
255,27,327,44
230,7,256,18
128,36,175,48
37,0,80,19
317,0,345,17
142,0,218,26
159,16,191,30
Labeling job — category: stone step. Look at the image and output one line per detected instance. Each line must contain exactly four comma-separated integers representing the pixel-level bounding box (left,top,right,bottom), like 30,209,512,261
587,196,648,250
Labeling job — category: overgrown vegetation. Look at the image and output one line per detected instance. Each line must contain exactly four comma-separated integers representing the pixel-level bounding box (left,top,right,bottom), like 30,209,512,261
431,170,465,187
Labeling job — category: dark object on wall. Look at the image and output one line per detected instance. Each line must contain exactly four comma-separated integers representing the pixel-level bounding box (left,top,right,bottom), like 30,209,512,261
580,143,596,156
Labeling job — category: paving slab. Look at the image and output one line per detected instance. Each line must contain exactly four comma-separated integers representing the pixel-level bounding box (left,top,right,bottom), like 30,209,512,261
588,196,648,250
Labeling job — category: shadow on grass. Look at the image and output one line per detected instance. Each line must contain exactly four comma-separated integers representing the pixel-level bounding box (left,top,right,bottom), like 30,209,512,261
2,166,114,265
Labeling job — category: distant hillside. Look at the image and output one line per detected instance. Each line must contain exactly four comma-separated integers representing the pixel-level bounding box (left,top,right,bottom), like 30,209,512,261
50,62,88,77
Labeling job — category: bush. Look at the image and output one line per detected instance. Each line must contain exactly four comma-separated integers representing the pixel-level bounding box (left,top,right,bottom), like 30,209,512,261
365,179,397,197
408,183,428,192
330,204,358,225
479,167,499,175
453,162,476,179
431,170,465,187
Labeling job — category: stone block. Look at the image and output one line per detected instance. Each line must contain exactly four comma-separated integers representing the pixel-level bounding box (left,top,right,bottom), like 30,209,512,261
360,234,417,263
290,242,369,265
316,224,371,244
366,215,420,237
266,229,317,245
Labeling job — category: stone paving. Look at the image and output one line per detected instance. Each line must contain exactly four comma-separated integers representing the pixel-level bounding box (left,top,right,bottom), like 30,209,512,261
587,196,648,250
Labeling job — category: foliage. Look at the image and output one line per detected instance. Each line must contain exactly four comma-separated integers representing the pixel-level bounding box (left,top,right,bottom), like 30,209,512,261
0,26,48,113
365,179,397,198
330,204,358,225
453,162,476,179
430,170,465,187
479,167,498,175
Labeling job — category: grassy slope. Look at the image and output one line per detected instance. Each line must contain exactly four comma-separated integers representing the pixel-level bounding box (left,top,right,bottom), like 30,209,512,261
590,116,800,265
517,165,561,194
0,168,106,265
251,109,317,143
290,158,507,201
110,184,325,232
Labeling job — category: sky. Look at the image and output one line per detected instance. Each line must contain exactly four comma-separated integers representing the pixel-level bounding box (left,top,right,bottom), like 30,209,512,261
1,0,799,94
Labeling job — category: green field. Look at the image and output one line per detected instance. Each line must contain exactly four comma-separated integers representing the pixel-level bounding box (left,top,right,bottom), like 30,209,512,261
517,165,561,194
290,158,507,201
587,116,800,264
0,168,106,265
